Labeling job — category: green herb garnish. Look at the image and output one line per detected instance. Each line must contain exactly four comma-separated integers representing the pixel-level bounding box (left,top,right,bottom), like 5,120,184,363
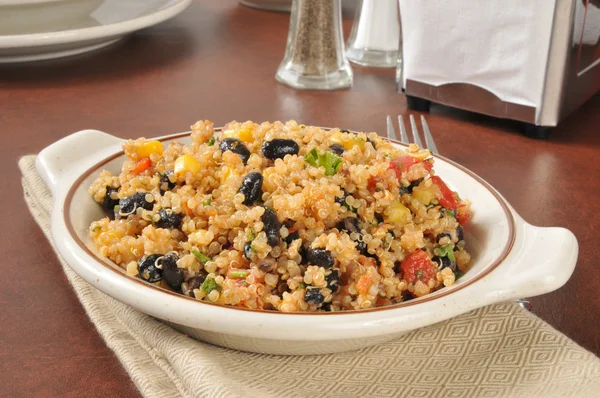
438,244,456,262
229,270,249,279
300,125,306,129
202,195,212,206
192,249,211,264
304,148,343,176
246,228,255,241
92,226,102,232
208,136,215,146
114,205,119,213
145,214,154,221
297,282,307,290
444,209,455,218
200,277,221,294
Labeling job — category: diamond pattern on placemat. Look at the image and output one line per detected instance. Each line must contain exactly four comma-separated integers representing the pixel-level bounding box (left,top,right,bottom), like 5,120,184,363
18,155,600,398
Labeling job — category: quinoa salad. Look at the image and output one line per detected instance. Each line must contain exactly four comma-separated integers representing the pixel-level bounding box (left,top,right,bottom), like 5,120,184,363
88,120,472,312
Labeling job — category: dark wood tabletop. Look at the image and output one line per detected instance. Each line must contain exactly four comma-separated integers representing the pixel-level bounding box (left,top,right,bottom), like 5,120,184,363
1,1,599,397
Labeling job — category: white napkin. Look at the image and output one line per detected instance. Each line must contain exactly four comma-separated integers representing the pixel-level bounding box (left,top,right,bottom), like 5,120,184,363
399,0,557,110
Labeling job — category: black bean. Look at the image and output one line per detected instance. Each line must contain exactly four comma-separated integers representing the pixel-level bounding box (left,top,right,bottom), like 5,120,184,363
258,263,276,273
283,230,299,245
399,178,423,195
119,192,153,215
220,138,250,163
304,288,324,305
367,137,377,150
103,187,119,212
328,144,345,156
456,225,464,241
326,269,340,292
161,253,184,291
138,254,163,283
183,275,206,297
238,172,263,205
432,256,456,272
305,248,334,268
355,240,367,254
262,139,299,160
321,302,332,311
244,242,254,260
155,209,183,229
337,217,360,234
262,207,281,247
436,233,452,243
159,170,177,192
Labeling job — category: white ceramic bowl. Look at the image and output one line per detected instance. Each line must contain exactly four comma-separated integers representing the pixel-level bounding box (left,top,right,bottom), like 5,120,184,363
36,129,578,355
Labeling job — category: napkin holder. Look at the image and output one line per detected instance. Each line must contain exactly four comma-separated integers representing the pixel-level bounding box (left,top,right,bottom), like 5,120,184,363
398,0,600,138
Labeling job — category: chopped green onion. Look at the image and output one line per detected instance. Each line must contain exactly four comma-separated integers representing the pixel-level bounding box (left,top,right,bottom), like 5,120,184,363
208,136,215,146
246,228,255,241
297,282,306,290
114,205,119,212
200,277,220,294
229,270,248,279
192,249,211,264
304,148,343,176
145,214,154,221
92,226,102,232
202,195,212,206
300,125,306,129
444,209,455,218
438,244,456,262
304,148,319,167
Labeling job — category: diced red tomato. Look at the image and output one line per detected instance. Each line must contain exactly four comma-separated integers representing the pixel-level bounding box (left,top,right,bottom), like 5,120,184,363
133,157,152,174
367,176,381,191
456,205,471,225
400,250,437,284
389,156,433,181
431,176,460,210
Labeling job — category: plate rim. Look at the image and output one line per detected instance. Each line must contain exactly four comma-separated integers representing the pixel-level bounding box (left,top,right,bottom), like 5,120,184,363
0,0,192,48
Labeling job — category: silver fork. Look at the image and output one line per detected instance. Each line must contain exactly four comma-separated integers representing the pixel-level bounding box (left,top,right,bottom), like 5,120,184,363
385,114,532,312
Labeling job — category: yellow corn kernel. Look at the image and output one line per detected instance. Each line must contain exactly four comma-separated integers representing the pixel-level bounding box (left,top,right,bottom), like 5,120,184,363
222,127,253,142
330,131,365,150
389,201,411,224
412,186,437,205
174,155,200,175
238,127,253,142
136,141,163,158
407,148,431,161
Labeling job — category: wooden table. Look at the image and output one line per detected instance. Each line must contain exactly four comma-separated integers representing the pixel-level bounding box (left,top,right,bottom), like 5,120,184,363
1,1,599,396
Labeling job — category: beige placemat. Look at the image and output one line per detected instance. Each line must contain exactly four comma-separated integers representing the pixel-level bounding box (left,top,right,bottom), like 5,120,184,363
20,155,600,398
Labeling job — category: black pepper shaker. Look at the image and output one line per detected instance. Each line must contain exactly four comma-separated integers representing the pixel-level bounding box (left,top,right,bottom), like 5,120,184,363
275,0,353,90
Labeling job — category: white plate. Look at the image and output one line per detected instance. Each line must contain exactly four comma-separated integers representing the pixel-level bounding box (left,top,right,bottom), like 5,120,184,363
0,0,191,63
35,128,578,355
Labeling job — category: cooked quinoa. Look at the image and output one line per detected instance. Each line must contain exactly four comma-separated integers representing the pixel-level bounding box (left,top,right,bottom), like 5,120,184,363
88,120,472,312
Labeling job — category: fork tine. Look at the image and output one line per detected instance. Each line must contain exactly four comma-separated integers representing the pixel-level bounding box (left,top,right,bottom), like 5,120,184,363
386,115,396,140
421,116,438,154
398,115,409,143
409,115,423,148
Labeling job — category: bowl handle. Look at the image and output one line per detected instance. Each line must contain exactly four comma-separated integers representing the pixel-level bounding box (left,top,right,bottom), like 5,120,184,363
477,222,578,301
36,129,122,195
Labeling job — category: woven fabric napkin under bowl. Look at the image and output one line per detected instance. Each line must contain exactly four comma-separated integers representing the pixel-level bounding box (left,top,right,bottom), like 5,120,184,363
19,155,600,398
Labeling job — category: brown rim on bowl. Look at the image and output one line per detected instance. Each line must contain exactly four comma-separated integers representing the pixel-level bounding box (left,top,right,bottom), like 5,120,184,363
63,129,516,315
